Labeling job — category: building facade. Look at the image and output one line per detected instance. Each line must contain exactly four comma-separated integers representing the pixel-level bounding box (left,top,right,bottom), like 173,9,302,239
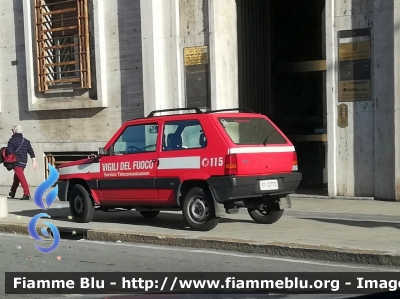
0,0,399,201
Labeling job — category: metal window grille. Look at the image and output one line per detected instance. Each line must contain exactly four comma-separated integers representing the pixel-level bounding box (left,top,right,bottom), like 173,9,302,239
34,0,91,91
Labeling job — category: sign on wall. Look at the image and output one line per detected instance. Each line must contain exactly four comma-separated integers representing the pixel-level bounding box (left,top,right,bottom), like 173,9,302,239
184,46,210,108
338,28,371,102
184,46,209,66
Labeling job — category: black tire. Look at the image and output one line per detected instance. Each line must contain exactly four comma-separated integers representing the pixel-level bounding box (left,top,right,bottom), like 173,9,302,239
139,211,160,218
182,187,220,231
248,202,283,224
69,184,95,223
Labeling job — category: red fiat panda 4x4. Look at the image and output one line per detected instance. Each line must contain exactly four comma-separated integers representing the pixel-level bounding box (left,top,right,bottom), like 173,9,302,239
57,108,302,231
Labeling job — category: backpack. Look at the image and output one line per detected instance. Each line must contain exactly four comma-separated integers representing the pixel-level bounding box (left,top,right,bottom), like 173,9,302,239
1,138,25,171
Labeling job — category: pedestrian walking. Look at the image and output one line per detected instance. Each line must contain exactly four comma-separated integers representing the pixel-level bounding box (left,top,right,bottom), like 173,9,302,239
6,125,37,200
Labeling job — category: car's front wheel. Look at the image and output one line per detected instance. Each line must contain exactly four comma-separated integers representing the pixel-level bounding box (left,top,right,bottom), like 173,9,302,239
248,202,283,224
182,187,220,231
69,184,95,223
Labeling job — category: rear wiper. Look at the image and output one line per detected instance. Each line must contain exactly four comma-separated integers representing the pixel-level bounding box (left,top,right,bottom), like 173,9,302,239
262,132,275,146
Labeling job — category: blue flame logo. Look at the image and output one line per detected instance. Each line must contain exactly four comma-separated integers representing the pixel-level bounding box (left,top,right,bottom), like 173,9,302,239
34,164,59,210
28,164,61,254
28,213,60,254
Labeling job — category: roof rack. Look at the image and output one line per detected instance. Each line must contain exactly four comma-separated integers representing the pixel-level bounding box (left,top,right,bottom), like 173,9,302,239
147,107,204,118
204,108,255,114
146,107,256,118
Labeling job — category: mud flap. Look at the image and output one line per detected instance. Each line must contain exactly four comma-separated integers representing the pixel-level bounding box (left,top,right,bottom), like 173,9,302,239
57,180,69,202
207,186,226,217
213,198,226,217
279,196,292,210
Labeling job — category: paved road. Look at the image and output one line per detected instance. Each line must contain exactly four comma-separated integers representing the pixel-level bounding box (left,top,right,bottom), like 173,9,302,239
2,233,400,299
3,194,400,258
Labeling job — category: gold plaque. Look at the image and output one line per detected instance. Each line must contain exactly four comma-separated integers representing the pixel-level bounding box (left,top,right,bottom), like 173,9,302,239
339,41,371,61
339,80,370,102
184,46,208,66
338,104,348,128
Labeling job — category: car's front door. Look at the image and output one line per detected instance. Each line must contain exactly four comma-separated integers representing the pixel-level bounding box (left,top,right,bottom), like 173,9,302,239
98,121,160,205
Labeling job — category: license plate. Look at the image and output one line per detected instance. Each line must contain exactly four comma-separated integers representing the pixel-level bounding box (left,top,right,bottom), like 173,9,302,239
259,179,279,191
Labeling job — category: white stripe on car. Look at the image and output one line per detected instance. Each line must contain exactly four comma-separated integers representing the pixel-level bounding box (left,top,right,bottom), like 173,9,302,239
158,157,201,170
229,146,295,154
58,163,100,175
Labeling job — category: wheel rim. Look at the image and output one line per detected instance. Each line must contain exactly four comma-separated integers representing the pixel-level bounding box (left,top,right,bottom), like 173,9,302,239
255,203,275,216
256,209,273,216
187,197,209,224
73,194,85,215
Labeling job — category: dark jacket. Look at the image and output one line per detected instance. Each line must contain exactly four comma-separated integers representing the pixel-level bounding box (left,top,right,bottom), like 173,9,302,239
5,133,35,169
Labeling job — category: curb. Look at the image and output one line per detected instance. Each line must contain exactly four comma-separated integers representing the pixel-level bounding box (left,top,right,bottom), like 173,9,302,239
1,222,399,267
289,194,375,201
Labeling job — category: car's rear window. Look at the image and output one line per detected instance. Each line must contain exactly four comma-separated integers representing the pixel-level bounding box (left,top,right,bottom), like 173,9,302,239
217,117,288,145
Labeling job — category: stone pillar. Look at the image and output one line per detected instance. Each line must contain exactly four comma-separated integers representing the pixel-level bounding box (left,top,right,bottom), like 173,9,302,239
326,0,398,201
325,0,338,197
373,1,395,200
208,0,239,110
140,0,184,116
394,4,400,201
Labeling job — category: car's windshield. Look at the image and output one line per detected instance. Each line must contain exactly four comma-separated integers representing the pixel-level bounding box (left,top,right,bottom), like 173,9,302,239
217,117,288,145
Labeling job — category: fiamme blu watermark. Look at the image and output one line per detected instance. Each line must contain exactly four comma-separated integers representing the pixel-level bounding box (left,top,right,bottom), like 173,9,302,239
27,164,61,254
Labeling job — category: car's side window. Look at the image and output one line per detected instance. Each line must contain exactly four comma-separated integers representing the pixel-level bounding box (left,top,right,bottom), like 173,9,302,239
162,120,207,151
113,123,159,155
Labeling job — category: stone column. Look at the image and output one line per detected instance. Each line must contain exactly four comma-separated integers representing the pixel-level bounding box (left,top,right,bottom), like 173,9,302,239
373,1,395,200
393,4,400,201
208,0,239,110
326,0,398,201
140,0,184,116
325,0,339,196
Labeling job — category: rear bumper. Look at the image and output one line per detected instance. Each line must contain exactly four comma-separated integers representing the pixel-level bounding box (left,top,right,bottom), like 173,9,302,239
207,172,302,204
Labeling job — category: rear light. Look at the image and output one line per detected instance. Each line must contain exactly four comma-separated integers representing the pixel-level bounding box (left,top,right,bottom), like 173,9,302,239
225,154,237,175
292,152,298,171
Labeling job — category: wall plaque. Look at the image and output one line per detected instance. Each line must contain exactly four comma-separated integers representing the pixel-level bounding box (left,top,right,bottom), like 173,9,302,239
184,46,210,108
184,46,209,66
338,28,371,102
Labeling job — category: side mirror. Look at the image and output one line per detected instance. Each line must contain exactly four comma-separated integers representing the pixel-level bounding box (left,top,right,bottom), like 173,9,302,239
98,147,108,155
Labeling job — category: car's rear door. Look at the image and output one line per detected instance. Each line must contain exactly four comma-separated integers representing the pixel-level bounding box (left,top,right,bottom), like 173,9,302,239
156,118,211,204
212,114,296,175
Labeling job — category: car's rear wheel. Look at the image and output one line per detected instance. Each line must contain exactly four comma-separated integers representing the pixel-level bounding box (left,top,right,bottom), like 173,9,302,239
139,211,160,218
69,184,95,223
248,202,283,224
182,187,220,231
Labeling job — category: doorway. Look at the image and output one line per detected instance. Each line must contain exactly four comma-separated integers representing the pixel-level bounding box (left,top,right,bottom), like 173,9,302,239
237,0,327,193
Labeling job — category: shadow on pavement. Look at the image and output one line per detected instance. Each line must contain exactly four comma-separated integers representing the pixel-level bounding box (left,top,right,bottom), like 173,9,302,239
10,208,256,231
301,217,400,229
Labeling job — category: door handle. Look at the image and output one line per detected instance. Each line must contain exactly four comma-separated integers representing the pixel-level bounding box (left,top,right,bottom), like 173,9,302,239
152,159,159,166
151,159,160,166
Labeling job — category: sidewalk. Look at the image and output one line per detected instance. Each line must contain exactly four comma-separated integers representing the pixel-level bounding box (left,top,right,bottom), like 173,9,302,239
0,186,399,266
